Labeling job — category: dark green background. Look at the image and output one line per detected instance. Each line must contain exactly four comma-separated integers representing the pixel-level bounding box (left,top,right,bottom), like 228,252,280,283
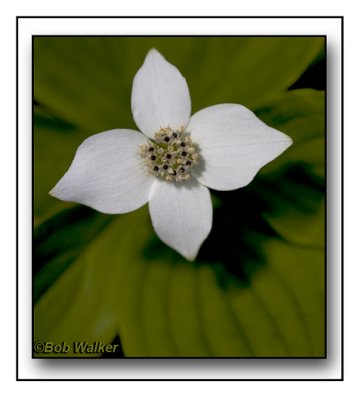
33,37,325,357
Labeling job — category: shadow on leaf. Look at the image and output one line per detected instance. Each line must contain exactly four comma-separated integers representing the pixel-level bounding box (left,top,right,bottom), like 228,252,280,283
143,162,325,291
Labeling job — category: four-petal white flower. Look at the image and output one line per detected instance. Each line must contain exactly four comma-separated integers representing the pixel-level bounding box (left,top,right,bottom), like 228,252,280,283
50,49,292,261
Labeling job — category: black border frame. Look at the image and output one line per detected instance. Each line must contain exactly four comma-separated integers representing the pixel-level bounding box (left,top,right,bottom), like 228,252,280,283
16,15,344,381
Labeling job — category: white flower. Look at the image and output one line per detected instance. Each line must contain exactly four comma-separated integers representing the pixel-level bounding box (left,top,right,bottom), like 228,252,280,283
50,49,292,261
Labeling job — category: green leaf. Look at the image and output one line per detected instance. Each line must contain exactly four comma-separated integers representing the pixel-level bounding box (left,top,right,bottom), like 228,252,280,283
256,89,325,175
257,89,324,140
34,208,150,357
34,206,113,303
251,89,325,247
34,205,324,357
257,168,325,248
34,37,324,132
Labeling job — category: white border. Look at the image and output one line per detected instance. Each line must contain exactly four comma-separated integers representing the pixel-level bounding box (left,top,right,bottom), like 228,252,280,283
17,17,342,380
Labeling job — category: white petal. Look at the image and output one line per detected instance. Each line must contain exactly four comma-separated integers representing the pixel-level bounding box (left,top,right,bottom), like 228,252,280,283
50,129,154,214
131,49,191,138
188,104,293,191
148,179,212,261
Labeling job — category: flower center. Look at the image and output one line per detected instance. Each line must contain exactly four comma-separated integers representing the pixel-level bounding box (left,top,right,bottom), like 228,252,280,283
140,127,199,182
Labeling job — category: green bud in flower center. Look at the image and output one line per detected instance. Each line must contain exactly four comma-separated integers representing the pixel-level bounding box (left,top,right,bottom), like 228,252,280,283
140,127,199,182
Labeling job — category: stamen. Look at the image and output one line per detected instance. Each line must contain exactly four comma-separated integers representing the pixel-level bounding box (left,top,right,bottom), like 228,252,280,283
140,127,199,182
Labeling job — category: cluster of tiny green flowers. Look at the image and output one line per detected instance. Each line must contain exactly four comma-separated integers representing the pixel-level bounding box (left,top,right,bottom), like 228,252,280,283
140,127,199,182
